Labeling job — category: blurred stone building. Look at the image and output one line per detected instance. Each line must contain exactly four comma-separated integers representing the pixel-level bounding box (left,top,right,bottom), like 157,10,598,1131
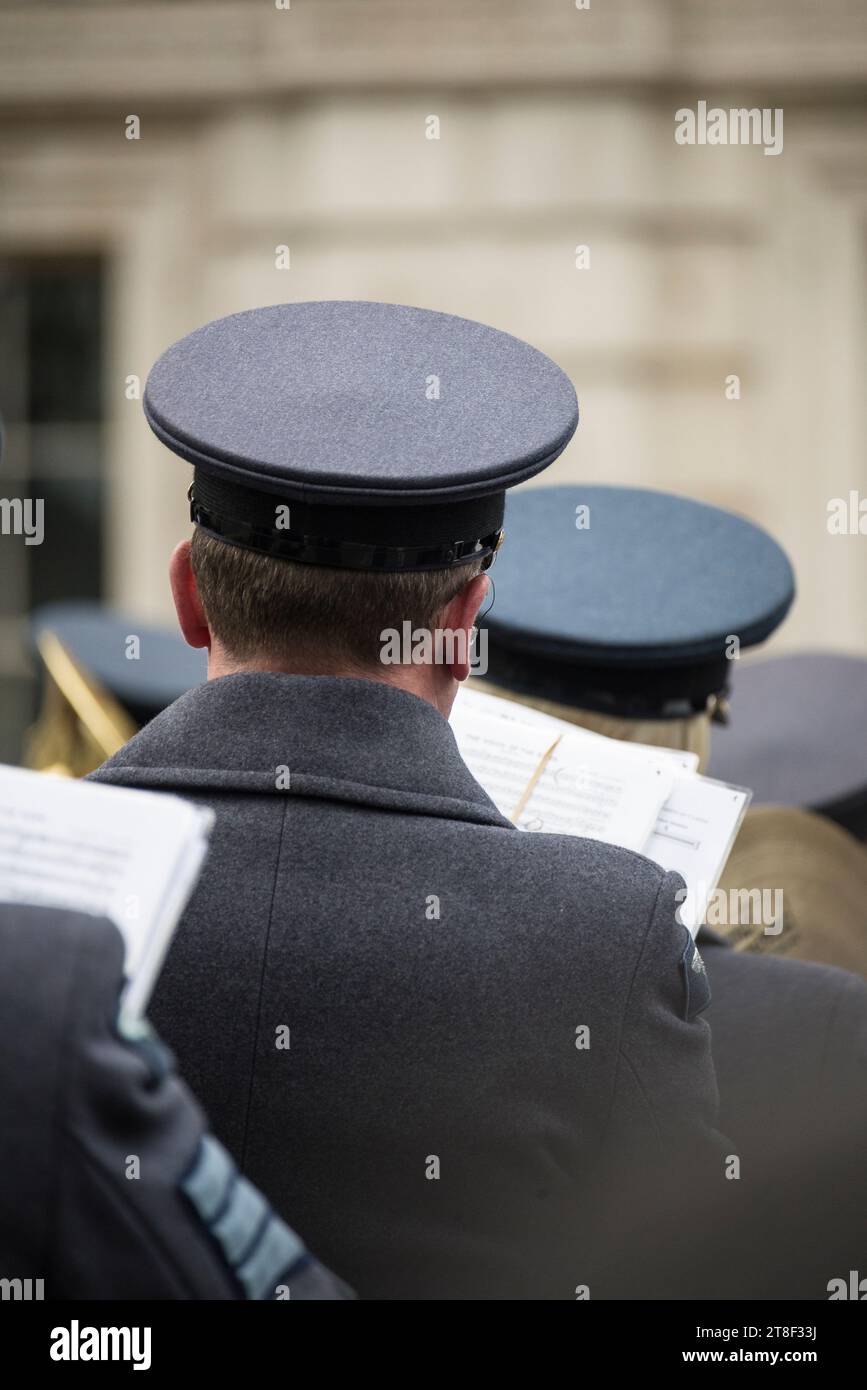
1,0,866,755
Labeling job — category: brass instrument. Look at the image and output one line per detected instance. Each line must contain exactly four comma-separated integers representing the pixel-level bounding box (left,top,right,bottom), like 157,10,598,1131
24,630,137,778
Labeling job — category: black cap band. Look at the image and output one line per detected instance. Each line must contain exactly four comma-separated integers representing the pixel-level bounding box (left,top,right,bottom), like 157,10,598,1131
480,629,729,720
190,469,505,573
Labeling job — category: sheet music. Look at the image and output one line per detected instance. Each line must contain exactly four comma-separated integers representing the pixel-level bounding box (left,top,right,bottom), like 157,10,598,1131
451,700,673,849
644,774,751,933
517,736,672,848
449,703,559,815
0,765,213,1020
458,685,700,773
452,686,750,927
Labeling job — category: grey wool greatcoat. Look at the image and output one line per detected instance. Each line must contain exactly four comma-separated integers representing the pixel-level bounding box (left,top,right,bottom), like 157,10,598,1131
91,673,725,1299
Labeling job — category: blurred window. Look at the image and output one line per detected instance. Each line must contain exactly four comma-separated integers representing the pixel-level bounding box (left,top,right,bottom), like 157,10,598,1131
0,259,103,762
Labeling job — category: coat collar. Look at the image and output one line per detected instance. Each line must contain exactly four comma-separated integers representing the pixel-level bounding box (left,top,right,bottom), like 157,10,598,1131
90,673,511,830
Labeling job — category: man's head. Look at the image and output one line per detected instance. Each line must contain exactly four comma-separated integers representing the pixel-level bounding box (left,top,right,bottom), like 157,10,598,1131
170,530,490,716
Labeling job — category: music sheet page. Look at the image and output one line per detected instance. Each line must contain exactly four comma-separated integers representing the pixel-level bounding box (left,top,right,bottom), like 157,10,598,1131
644,775,751,932
451,700,673,849
452,688,749,924
0,766,213,1018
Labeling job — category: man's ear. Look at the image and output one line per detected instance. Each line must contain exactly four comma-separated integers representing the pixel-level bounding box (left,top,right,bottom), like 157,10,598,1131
169,539,211,649
441,571,490,682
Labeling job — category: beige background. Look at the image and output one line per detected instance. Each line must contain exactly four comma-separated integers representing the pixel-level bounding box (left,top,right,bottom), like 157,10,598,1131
1,0,865,653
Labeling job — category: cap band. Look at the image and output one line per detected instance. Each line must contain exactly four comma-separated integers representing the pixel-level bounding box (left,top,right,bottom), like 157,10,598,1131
481,631,730,720
190,469,505,573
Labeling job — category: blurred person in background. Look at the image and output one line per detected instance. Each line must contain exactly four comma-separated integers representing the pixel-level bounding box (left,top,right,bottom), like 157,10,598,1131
0,900,353,1301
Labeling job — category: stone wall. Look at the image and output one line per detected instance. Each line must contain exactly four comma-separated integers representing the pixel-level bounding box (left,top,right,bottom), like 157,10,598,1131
1,0,864,651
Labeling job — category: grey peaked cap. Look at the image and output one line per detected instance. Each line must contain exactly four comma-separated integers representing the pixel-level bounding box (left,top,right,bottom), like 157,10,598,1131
144,301,578,503
482,485,796,718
